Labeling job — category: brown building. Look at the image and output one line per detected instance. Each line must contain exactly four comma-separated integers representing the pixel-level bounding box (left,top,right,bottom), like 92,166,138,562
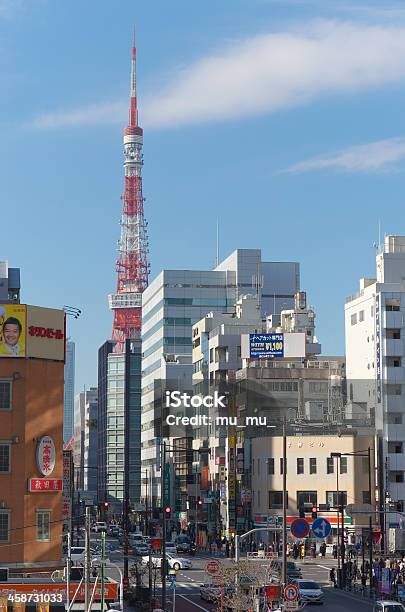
0,304,65,569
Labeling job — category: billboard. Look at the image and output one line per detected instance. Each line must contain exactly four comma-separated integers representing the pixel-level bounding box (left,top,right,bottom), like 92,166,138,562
241,332,306,359
0,304,26,357
26,305,65,361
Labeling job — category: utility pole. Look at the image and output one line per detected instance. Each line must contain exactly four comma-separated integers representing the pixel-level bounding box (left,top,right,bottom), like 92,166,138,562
281,417,287,588
161,441,167,612
84,506,91,612
66,531,71,610
101,530,105,612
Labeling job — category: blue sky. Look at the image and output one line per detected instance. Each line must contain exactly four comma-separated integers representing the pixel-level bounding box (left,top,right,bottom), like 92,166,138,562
1,0,405,391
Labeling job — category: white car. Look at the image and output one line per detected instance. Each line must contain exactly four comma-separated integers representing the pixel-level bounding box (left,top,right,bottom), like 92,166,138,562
141,553,192,570
374,603,405,612
292,579,324,604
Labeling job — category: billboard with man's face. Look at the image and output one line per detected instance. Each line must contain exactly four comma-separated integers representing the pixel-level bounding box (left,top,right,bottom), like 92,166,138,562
0,304,26,357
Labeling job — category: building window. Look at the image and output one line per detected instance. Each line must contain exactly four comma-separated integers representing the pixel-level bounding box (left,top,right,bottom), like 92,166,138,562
362,491,371,504
297,458,304,475
280,458,287,475
340,457,348,474
359,310,364,322
386,300,400,312
0,511,10,543
387,329,401,340
269,491,287,509
297,491,317,508
309,458,317,474
387,357,401,368
0,444,10,473
351,313,357,326
388,413,403,424
386,384,402,396
389,471,404,483
388,442,403,454
327,458,334,474
36,511,51,542
0,381,11,411
308,382,328,393
267,458,274,475
326,491,347,507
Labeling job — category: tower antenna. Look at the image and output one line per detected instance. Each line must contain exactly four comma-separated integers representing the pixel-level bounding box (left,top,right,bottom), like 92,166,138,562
108,34,150,351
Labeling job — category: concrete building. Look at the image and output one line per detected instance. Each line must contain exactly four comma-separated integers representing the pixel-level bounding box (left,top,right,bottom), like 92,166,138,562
0,304,65,568
63,340,75,446
97,339,142,511
345,234,405,530
141,249,300,503
251,432,376,538
73,391,85,492
0,260,20,303
73,388,98,496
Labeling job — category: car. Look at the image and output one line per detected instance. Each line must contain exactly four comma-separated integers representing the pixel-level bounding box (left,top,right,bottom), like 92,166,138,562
165,543,177,555
108,526,122,538
133,543,150,556
292,579,324,604
69,546,98,563
269,560,302,579
373,603,405,612
141,553,192,570
176,541,197,555
92,522,107,533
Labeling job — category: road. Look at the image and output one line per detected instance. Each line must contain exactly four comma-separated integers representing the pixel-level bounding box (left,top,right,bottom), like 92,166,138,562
90,534,376,611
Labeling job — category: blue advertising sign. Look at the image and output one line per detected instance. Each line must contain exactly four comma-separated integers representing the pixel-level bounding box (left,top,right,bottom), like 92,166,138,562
249,333,284,359
311,518,331,539
290,518,310,539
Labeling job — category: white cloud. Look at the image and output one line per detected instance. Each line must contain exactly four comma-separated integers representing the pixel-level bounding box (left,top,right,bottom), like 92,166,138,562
284,137,405,174
31,100,127,130
32,20,405,130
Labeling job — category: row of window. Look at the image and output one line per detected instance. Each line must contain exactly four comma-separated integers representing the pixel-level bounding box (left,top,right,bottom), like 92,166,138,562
264,490,362,509
0,510,50,543
252,456,351,476
351,301,401,327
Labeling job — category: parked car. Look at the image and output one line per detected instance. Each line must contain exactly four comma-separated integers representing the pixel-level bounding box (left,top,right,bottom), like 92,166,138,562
141,553,192,570
292,579,324,604
373,603,405,612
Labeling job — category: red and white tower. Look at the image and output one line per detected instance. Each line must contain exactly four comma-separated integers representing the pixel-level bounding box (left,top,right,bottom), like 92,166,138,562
109,39,149,351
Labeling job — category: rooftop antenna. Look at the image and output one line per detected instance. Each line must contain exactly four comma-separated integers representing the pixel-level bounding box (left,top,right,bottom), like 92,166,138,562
216,218,219,267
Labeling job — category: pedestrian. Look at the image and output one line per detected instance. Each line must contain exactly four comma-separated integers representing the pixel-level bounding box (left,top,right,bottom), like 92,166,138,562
293,543,299,560
300,543,305,560
320,542,326,558
332,544,337,559
225,539,230,558
330,567,337,587
231,539,235,558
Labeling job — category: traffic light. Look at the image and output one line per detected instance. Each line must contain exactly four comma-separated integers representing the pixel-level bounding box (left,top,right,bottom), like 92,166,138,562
165,506,171,519
311,506,318,520
197,497,203,507
103,501,109,509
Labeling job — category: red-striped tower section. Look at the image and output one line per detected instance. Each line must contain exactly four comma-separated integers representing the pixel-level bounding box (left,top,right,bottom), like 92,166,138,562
109,41,149,351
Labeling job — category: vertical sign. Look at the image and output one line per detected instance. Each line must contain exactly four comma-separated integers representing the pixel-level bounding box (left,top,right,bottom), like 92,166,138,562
375,295,381,403
62,451,72,534
164,463,171,507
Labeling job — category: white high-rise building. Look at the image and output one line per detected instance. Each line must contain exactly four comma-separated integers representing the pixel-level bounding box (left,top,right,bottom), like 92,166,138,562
345,235,405,527
64,340,75,446
141,249,300,502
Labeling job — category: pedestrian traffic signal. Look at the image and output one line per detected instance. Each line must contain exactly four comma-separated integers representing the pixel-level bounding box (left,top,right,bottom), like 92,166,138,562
197,497,203,506
311,506,317,519
165,506,171,518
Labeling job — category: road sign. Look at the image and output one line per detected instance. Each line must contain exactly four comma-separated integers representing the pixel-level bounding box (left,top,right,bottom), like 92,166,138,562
290,518,310,539
267,516,274,524
312,518,332,539
284,583,299,602
205,560,222,576
345,503,374,518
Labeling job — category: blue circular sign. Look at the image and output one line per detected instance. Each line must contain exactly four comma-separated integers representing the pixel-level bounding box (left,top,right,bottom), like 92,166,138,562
312,518,332,539
290,518,310,538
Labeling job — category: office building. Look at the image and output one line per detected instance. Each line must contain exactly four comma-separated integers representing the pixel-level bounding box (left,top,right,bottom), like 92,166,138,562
0,260,20,303
73,388,98,496
345,234,405,531
141,249,300,502
97,339,142,511
64,340,75,446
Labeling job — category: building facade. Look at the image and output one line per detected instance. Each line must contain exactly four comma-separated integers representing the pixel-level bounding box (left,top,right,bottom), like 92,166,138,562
63,340,75,446
141,249,300,502
0,304,65,568
0,261,20,303
345,234,405,531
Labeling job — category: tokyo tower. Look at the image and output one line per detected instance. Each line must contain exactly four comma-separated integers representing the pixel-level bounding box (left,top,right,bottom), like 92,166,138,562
109,38,149,351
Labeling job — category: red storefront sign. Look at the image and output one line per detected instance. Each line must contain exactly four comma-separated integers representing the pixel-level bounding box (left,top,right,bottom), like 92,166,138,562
265,584,281,601
28,478,62,492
